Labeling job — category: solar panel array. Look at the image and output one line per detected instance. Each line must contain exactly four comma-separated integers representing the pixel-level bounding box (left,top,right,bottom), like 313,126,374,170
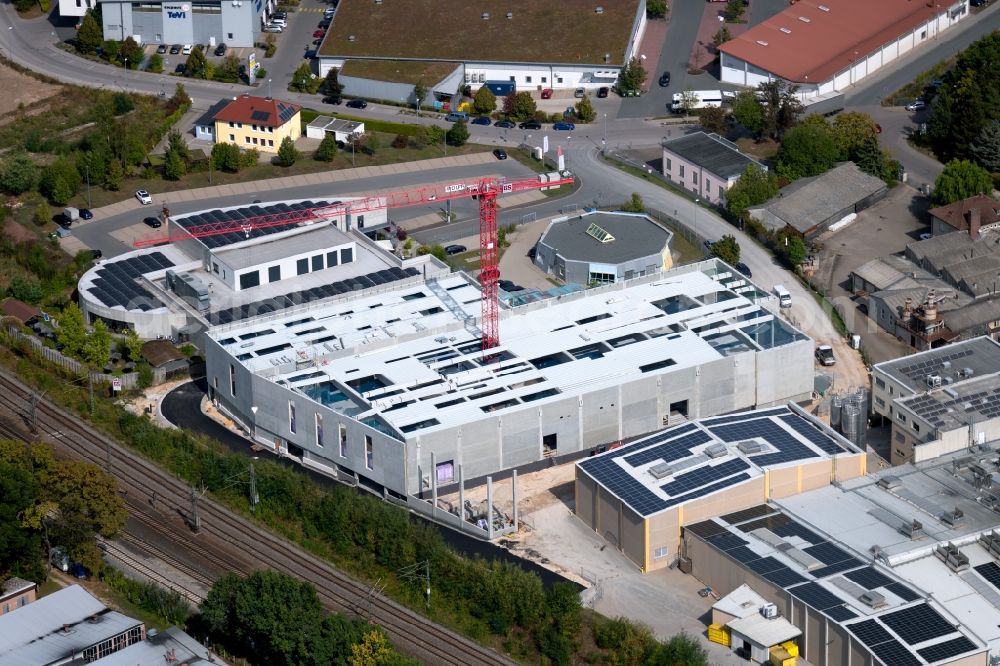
207,267,420,325
916,636,978,662
893,348,974,381
277,102,298,123
974,562,1000,591
250,109,270,122
904,386,1000,428
706,418,820,467
174,201,332,249
880,603,957,645
623,430,711,467
87,252,175,311
777,414,850,455
847,604,974,665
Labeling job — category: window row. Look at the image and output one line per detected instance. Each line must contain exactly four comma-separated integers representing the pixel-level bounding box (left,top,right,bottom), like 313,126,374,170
300,410,373,469
245,136,275,147
296,247,353,276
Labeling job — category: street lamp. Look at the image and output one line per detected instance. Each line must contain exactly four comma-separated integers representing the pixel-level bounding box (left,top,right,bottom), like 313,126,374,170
602,113,607,155
250,405,258,439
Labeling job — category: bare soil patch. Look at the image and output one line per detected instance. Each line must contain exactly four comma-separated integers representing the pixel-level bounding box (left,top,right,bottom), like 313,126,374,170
0,64,61,118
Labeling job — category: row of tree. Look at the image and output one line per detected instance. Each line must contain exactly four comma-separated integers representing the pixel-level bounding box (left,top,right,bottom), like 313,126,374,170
775,112,899,183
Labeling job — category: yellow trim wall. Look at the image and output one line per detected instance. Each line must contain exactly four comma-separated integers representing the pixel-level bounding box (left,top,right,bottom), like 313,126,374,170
214,110,302,154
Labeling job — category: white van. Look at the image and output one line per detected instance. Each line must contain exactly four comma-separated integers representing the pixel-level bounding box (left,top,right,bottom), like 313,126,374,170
774,284,792,308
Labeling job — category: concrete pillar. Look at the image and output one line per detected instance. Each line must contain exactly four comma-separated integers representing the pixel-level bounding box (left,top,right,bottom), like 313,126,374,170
458,464,465,533
512,469,518,531
431,451,437,518
487,475,494,540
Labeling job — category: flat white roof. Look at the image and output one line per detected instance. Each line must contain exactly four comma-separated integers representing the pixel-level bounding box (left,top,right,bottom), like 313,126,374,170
210,265,809,437
728,612,801,648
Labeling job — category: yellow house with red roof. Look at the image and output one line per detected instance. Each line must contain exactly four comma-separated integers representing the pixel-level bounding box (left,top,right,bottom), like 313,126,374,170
213,94,302,154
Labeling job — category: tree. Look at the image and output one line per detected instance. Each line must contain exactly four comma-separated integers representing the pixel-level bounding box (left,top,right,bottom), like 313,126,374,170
315,133,338,162
363,133,381,156
32,201,51,227
650,632,708,666
104,159,123,190
77,10,103,55
171,82,191,106
147,53,163,73
617,57,647,94
0,152,38,194
417,244,448,261
320,68,344,102
830,111,878,161
446,119,469,146
727,164,779,222
163,148,186,180
184,46,207,78
971,120,1000,172
83,319,112,367
9,277,43,303
412,79,428,109
123,328,143,362
546,582,582,638
276,136,300,167
166,129,189,164
502,91,536,121
220,53,240,81
758,80,803,139
291,62,318,93
732,90,765,137
776,123,838,180
0,459,43,582
711,234,741,265
781,234,807,266
725,0,746,23
712,26,732,48
677,89,699,116
39,157,81,204
646,0,667,18
471,87,496,116
699,106,728,135
212,142,242,173
932,159,994,205
621,192,644,213
575,94,596,123
118,37,143,68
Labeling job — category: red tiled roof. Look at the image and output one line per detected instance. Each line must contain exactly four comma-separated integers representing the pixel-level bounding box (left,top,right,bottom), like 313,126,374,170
929,195,1000,231
0,298,41,323
213,94,301,128
719,0,947,84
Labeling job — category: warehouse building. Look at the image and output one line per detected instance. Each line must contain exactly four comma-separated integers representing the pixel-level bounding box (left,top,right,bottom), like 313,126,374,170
661,132,764,206
98,0,274,49
871,336,1000,464
718,0,969,102
575,404,865,572
315,0,647,99
533,211,673,285
204,259,815,502
77,197,402,338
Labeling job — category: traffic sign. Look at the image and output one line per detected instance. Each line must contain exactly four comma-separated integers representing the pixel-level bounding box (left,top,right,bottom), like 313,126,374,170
112,378,122,392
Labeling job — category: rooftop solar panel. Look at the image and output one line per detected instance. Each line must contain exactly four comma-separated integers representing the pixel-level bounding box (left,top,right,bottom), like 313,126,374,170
884,581,920,603
762,566,807,588
721,505,776,525
824,605,857,622
684,520,728,540
811,558,865,579
706,532,750,551
659,458,749,497
804,542,855,566
789,582,843,610
870,639,921,666
916,636,978,662
848,619,894,647
880,603,956,645
844,567,893,590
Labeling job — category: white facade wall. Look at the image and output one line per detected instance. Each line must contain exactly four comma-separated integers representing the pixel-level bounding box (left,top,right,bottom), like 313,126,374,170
463,63,620,92
80,297,186,339
215,242,358,293
720,1,968,100
60,0,94,18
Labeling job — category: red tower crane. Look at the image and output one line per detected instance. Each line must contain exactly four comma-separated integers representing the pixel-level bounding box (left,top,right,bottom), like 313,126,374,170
134,173,574,354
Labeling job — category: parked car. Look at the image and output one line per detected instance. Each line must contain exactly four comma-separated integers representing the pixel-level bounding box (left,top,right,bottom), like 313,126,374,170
263,24,283,32
182,44,193,55
493,148,508,160
169,44,182,54
815,345,836,366
156,44,167,54
214,43,228,56
906,98,926,111
319,18,331,28
445,244,466,255
920,232,933,240
135,190,153,205
269,16,287,26
540,88,553,99
552,122,575,130
303,49,317,59
79,208,93,220
144,216,162,228
321,95,342,105
324,5,335,15
519,120,541,130
174,63,187,75
735,262,752,277
444,112,468,122
313,29,326,38
574,87,585,98
471,116,492,125
345,99,367,109
494,120,515,128
659,71,671,87
90,249,103,259
597,86,609,98
50,547,69,572
704,239,715,250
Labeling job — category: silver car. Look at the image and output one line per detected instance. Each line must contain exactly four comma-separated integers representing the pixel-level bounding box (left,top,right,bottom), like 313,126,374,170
50,546,70,572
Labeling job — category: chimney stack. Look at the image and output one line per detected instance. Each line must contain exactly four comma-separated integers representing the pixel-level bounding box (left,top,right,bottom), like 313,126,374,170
969,207,981,240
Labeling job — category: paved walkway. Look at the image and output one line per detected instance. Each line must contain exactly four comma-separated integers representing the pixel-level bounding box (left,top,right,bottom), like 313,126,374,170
634,18,668,93
691,6,750,70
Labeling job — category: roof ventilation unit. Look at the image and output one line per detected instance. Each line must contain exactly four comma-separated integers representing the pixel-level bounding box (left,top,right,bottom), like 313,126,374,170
759,603,779,619
877,475,902,491
649,462,674,480
506,11,513,18
755,40,769,46
705,443,728,459
940,507,965,528
595,6,604,13
818,3,830,10
798,15,811,22
859,591,888,608
961,367,975,378
979,530,1000,559
926,374,943,388
779,27,791,34
935,542,970,572
738,440,763,454
898,519,924,539
481,12,489,19
347,35,355,41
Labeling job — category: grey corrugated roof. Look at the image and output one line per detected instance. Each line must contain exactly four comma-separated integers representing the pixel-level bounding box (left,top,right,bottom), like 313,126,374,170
852,256,938,292
750,162,887,234
92,627,228,666
661,132,761,179
944,298,1000,332
874,336,1000,391
540,212,671,265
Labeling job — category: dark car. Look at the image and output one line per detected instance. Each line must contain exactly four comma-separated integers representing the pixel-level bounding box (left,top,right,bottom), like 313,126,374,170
471,116,492,125
659,71,671,87
79,208,93,220
597,86,609,98
156,44,167,54
552,122,575,130
169,44,182,54
494,120,515,128
445,244,466,255
493,148,508,160
143,216,162,228
519,120,541,130
319,18,331,28
322,95,342,105
90,249,102,259
214,43,227,56
345,99,368,109
527,247,536,260
174,63,187,75
735,262,752,277
304,49,317,59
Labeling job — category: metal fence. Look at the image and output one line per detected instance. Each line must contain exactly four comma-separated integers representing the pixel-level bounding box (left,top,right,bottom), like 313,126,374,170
5,325,167,389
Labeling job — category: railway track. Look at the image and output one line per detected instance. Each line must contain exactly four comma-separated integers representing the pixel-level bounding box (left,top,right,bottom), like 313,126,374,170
0,371,514,666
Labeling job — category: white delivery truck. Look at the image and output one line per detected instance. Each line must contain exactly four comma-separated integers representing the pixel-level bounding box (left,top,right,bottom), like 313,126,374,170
774,284,792,308
670,90,735,113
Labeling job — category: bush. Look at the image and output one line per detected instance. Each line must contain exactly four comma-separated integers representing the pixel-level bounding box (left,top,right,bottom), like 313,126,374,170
32,201,52,227
315,134,337,162
102,568,190,625
276,136,299,167
391,134,409,149
147,54,163,73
